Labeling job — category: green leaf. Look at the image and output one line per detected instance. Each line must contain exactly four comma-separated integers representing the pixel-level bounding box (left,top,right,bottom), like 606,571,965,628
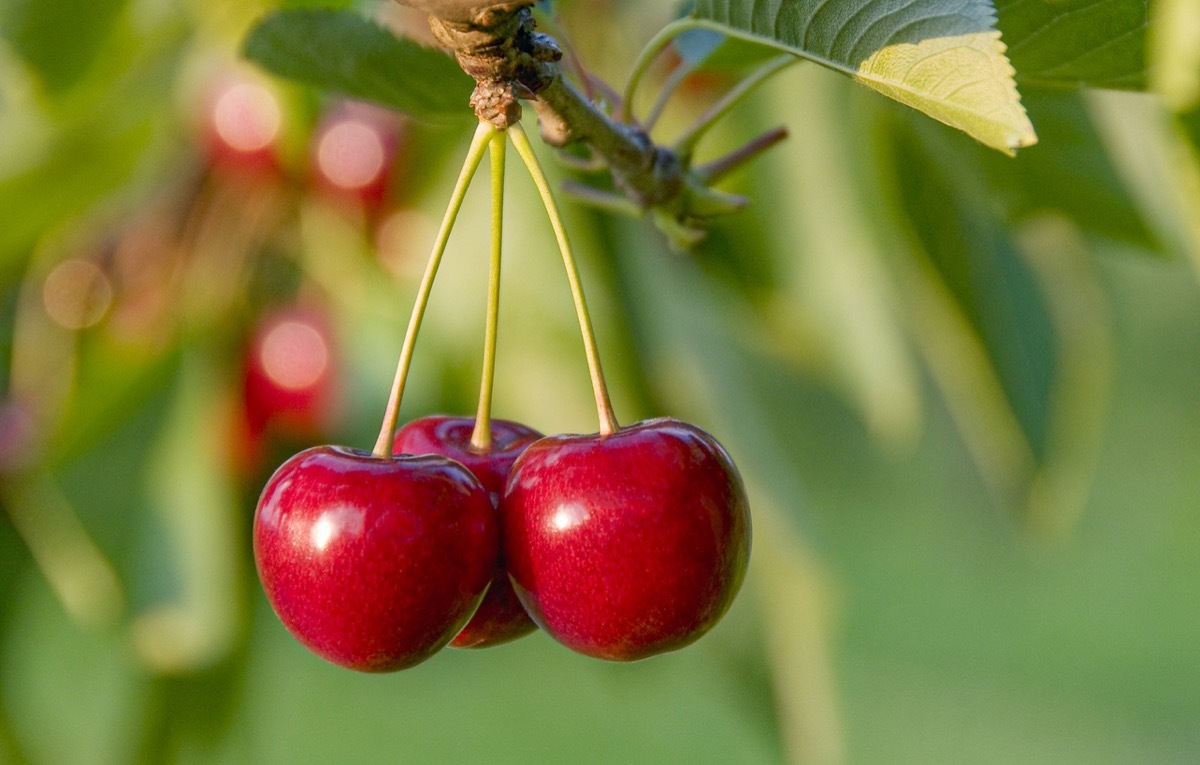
898,128,1057,459
689,0,1036,153
0,0,129,92
885,114,1113,531
242,9,474,123
1149,0,1200,109
996,0,1149,90
132,353,245,674
1183,105,1200,145
971,88,1159,248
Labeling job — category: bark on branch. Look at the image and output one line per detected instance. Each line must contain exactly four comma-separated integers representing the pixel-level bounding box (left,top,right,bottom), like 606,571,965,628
425,4,686,212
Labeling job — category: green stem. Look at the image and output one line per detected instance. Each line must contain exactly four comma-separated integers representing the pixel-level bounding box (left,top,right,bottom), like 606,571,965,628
672,55,795,157
644,60,697,132
561,181,644,218
373,121,496,457
470,130,508,450
620,18,704,123
508,123,619,436
694,126,790,184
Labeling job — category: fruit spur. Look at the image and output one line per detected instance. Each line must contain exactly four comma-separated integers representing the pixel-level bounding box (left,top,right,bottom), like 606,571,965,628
253,121,750,671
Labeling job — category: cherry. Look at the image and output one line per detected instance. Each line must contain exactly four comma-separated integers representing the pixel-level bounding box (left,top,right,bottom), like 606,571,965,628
503,417,751,661
241,305,338,444
201,72,283,174
253,445,497,671
393,415,542,648
312,103,403,211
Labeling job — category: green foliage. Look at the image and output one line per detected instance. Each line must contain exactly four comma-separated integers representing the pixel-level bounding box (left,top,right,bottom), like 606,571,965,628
972,89,1158,248
0,1,1198,763
243,9,473,123
688,0,1036,153
996,0,1149,89
0,0,129,92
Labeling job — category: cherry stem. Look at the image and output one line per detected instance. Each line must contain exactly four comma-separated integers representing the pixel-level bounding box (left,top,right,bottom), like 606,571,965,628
373,121,496,458
470,130,508,451
508,122,619,436
672,55,794,157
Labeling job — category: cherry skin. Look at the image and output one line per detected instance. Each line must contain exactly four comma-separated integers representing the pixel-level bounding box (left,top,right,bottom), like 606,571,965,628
253,445,497,671
393,415,542,648
503,417,751,661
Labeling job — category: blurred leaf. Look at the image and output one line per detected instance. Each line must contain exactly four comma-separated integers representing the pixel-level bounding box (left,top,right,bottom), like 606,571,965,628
242,9,474,123
47,334,181,467
689,0,1037,153
902,129,1051,459
996,0,1148,90
0,472,125,629
0,121,154,276
0,692,29,765
132,352,246,674
1149,0,1200,110
885,116,1112,530
753,503,844,765
1183,104,1200,145
1174,107,1200,272
755,66,924,449
972,88,1159,249
0,0,129,92
2,575,141,765
0,508,31,670
0,26,184,277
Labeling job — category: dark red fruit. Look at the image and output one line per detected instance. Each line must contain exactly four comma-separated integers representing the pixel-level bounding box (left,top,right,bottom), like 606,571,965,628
242,305,337,443
393,415,542,648
503,417,751,661
253,445,496,671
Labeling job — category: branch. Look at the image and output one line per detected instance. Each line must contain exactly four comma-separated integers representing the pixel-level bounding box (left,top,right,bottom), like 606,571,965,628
423,3,782,242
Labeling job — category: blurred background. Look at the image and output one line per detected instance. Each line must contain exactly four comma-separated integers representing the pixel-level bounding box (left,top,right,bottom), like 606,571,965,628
1,0,1198,763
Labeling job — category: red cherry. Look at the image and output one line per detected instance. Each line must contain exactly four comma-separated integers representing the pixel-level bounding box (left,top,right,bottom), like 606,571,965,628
393,415,543,648
503,417,751,661
202,73,283,174
312,104,403,210
241,306,337,443
253,445,497,671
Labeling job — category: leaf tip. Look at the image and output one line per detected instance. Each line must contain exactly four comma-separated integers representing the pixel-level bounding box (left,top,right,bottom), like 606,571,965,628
1004,120,1039,156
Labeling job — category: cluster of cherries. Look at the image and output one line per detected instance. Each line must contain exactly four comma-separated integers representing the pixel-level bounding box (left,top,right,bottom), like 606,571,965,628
255,413,749,670
250,121,751,671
